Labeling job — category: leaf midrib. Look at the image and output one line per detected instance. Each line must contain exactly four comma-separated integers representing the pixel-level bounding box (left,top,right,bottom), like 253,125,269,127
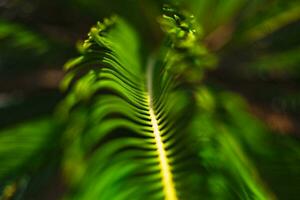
146,60,178,200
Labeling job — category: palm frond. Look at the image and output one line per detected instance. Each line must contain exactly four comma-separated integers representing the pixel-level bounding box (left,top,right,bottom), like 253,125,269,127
57,6,278,199
59,12,203,199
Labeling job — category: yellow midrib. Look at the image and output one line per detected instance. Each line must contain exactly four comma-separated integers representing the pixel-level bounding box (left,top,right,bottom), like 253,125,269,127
146,60,178,200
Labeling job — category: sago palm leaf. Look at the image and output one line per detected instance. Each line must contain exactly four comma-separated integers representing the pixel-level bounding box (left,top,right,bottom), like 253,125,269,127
58,7,274,200
59,15,198,200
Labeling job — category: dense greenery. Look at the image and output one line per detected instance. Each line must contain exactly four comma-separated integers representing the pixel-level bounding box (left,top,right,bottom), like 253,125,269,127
0,1,300,199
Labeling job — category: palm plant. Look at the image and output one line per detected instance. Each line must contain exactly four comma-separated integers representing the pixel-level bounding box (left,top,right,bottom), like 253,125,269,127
0,3,300,200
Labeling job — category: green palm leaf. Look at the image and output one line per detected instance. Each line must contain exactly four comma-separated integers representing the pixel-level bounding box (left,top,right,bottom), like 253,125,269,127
59,14,201,199
57,7,276,199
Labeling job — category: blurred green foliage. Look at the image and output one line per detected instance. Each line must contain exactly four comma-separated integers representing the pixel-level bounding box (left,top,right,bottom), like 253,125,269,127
0,0,299,199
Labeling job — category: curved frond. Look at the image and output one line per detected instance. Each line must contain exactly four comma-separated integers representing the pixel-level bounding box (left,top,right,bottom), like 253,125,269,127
59,14,201,200
59,8,275,200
